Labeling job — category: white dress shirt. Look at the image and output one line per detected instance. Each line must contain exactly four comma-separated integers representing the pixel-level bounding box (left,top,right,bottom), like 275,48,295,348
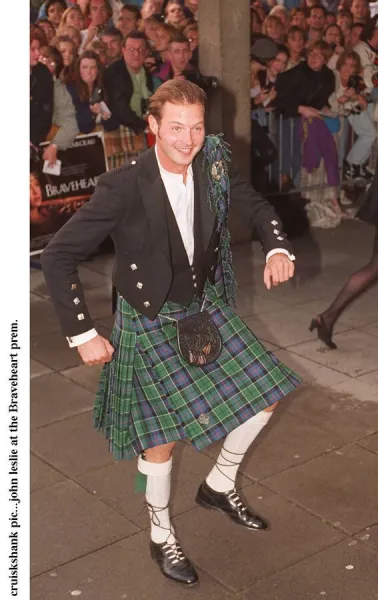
67,148,294,348
155,146,195,265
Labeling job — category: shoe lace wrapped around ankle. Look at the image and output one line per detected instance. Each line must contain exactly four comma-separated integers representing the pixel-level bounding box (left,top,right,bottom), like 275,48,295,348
214,446,245,485
227,490,247,512
145,501,185,562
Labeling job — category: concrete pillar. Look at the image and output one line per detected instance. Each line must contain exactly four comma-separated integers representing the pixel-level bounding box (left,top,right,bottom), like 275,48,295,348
198,0,251,179
198,0,252,243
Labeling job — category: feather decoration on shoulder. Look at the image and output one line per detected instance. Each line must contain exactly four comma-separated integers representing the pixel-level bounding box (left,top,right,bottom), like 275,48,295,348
202,133,237,305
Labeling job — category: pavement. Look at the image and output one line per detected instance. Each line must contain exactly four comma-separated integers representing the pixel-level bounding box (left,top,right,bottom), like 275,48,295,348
30,218,378,600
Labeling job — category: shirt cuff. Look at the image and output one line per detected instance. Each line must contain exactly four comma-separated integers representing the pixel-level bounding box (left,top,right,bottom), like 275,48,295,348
266,248,296,263
67,328,98,348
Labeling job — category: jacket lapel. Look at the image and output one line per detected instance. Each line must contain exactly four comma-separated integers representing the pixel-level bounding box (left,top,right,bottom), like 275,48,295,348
193,151,216,251
138,148,171,264
138,147,216,262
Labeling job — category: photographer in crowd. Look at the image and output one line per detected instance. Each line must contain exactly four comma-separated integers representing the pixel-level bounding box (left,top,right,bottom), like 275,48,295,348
354,19,378,99
81,0,112,51
329,49,376,180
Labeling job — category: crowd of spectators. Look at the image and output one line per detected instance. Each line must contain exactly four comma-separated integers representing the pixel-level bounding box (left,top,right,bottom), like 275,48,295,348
30,0,378,230
248,0,378,227
30,0,203,169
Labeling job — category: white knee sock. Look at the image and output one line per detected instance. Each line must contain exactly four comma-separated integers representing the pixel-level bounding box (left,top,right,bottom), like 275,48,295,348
138,455,175,544
206,411,273,493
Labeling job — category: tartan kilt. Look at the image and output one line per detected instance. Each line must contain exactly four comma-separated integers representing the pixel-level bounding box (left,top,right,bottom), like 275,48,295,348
94,275,301,460
103,126,148,169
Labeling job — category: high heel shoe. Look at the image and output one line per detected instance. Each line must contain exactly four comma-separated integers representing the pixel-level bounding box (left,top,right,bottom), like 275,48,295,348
309,316,337,350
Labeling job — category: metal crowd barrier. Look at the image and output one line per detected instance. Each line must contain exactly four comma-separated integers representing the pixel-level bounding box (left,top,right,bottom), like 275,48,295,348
252,108,377,194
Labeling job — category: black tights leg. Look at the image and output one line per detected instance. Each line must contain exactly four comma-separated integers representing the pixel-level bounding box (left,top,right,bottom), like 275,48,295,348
320,238,378,332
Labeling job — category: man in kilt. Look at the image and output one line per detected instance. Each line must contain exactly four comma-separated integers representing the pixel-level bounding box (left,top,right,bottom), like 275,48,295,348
42,79,301,587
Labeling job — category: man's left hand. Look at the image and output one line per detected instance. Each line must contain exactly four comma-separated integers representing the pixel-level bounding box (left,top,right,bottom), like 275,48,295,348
263,254,295,290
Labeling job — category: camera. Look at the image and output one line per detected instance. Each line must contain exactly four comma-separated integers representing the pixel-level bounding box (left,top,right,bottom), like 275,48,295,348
90,87,103,105
347,74,364,92
263,80,275,92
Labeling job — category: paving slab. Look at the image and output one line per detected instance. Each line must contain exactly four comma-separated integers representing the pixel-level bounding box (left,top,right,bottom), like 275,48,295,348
76,442,251,530
31,331,83,371
289,329,378,378
31,531,233,600
239,539,378,600
243,301,350,349
61,363,103,394
84,285,114,320
30,293,61,335
172,484,345,592
357,432,378,454
233,256,260,286
201,405,347,481
81,253,115,278
321,292,378,329
247,275,346,307
308,220,375,255
330,378,378,403
286,386,378,442
355,524,378,552
31,373,94,429
30,269,51,297
30,358,52,379
360,322,378,337
31,412,114,478
260,339,282,352
31,454,65,493
263,444,378,535
356,368,378,386
31,480,138,577
273,348,350,388
235,288,285,318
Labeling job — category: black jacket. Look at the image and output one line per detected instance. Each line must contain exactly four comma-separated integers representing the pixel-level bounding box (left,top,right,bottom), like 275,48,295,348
41,145,293,337
30,62,54,146
104,59,154,134
275,62,335,118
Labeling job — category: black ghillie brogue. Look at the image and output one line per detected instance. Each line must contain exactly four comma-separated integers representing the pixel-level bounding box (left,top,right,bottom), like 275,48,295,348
195,481,268,530
150,537,199,586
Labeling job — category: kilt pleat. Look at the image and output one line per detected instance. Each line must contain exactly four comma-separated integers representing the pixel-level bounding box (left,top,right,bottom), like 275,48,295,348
94,279,301,460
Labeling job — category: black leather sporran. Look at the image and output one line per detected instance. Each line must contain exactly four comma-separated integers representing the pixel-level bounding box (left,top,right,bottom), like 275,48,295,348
176,310,222,366
160,300,222,366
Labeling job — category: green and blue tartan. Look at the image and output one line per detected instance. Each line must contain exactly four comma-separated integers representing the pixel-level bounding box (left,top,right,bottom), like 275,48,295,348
94,271,301,460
